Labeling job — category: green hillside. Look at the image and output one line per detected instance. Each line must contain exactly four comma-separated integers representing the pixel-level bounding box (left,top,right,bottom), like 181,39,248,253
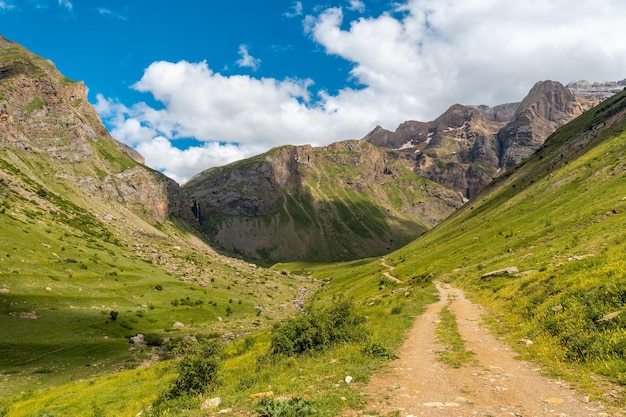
184,141,464,263
374,88,626,392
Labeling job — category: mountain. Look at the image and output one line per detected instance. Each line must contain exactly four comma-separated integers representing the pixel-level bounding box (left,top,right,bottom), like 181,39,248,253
0,36,192,224
380,87,626,399
0,36,315,399
184,140,465,263
365,80,619,198
186,80,623,264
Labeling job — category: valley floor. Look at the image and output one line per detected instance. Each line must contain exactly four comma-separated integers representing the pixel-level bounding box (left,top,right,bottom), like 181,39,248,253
352,283,622,417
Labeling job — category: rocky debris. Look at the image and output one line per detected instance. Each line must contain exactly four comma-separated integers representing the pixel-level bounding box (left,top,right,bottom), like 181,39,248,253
9,311,38,319
480,266,519,279
519,338,534,346
172,321,185,328
129,334,145,345
201,397,221,410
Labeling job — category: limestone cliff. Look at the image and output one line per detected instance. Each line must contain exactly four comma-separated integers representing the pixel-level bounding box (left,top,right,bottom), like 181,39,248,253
365,80,607,198
497,80,583,168
0,35,193,224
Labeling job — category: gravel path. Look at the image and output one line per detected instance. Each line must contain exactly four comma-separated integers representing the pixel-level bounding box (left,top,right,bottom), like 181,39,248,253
354,282,620,417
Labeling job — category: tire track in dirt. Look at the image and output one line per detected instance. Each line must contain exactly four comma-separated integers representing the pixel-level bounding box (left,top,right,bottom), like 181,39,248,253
354,282,619,417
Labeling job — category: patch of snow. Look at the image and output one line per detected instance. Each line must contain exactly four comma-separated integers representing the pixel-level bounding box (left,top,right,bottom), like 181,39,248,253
396,140,416,151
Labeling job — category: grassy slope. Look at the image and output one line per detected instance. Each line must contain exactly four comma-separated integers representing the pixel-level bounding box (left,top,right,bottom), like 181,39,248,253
377,90,626,397
0,146,316,412
185,143,458,263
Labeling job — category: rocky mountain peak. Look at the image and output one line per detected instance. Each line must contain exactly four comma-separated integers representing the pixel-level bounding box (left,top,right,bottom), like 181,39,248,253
0,36,194,224
497,80,583,168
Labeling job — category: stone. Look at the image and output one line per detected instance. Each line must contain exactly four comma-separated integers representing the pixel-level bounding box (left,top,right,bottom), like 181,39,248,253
596,311,621,323
201,397,221,410
481,267,519,279
345,375,353,384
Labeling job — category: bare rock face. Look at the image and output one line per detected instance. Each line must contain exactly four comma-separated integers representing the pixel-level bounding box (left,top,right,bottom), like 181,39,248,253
0,35,193,224
567,79,626,101
365,80,606,198
497,80,584,168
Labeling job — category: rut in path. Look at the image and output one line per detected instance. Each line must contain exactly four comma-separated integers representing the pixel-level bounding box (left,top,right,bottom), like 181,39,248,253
355,282,619,417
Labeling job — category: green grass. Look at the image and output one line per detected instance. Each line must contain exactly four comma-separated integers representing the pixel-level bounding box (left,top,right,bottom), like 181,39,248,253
435,304,475,368
24,96,45,113
373,90,626,407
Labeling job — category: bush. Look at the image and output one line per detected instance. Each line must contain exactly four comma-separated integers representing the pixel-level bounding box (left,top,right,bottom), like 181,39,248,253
161,338,223,400
362,342,398,359
269,298,367,356
256,397,316,417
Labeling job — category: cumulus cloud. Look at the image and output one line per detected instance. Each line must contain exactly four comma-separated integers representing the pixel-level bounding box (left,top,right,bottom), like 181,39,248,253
347,0,365,13
236,44,261,71
99,0,626,183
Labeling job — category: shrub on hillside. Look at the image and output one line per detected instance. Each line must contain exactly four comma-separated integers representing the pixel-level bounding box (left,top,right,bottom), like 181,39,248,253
155,338,223,405
256,397,316,417
269,298,367,356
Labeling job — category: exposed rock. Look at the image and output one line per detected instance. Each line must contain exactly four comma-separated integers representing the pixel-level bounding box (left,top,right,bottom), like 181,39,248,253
365,80,621,199
596,311,621,323
185,140,464,262
567,79,626,101
0,36,195,224
201,397,221,410
497,80,584,169
480,266,519,279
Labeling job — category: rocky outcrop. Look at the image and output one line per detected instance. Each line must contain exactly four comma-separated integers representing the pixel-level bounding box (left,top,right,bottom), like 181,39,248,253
0,35,193,224
365,80,610,198
567,79,626,101
184,140,464,262
497,80,584,168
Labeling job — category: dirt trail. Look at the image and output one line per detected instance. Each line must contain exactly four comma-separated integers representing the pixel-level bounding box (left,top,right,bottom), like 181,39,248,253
356,282,618,417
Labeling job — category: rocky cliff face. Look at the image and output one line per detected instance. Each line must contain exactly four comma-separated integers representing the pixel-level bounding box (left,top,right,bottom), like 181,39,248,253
184,140,464,262
365,80,605,198
0,36,193,223
497,80,583,168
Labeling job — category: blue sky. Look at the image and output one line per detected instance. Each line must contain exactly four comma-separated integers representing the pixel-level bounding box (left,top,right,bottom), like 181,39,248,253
2,0,626,183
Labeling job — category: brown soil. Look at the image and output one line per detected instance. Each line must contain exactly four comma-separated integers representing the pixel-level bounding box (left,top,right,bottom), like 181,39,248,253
352,282,621,417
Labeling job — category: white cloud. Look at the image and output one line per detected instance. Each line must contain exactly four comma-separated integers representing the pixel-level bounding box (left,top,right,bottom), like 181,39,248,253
0,1,15,10
284,1,303,18
136,137,257,184
236,44,261,71
99,0,626,183
58,0,72,11
347,0,365,12
97,7,128,20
